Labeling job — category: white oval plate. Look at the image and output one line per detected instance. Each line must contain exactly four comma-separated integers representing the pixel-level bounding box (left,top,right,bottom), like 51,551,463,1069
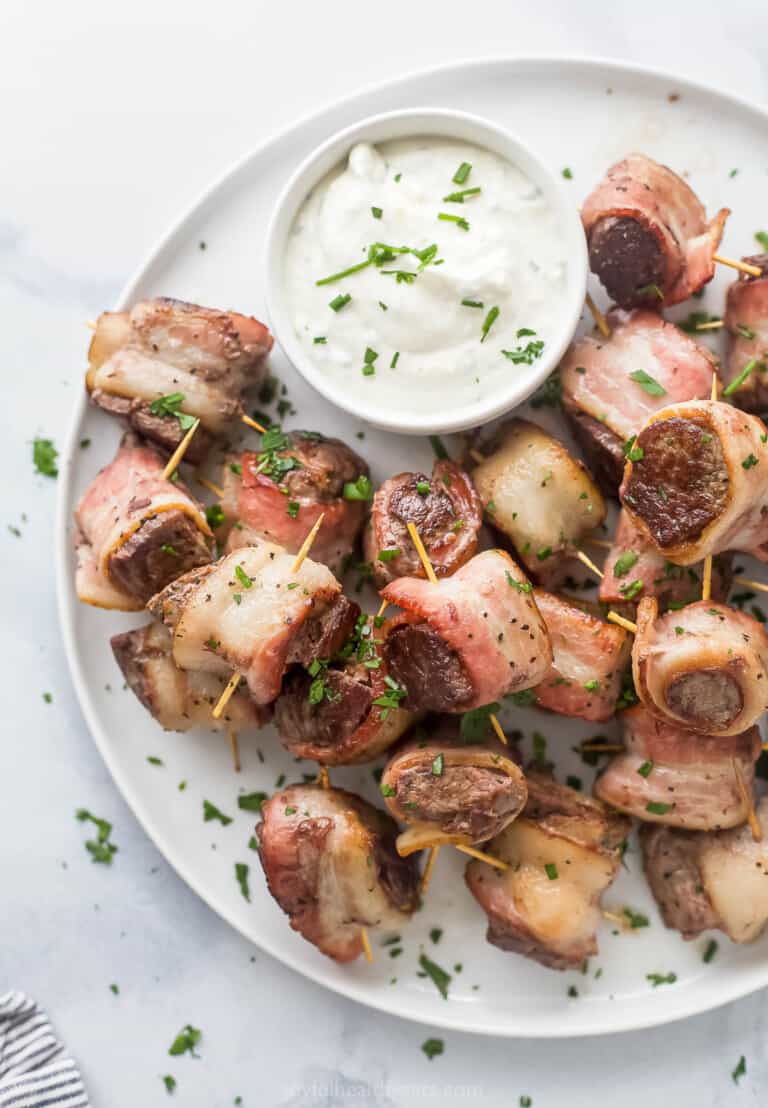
57,56,768,1038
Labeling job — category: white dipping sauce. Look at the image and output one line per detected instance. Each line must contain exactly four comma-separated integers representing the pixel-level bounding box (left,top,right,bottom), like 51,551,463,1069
283,138,568,415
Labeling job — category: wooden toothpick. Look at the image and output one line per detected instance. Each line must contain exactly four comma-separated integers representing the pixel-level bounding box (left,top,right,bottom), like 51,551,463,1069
291,513,326,573
211,669,243,721
162,418,200,481
406,522,438,584
575,548,604,579
227,729,241,773
420,845,440,893
732,757,762,842
241,414,268,434
713,254,762,278
454,844,508,870
607,611,637,634
585,293,611,338
196,474,225,499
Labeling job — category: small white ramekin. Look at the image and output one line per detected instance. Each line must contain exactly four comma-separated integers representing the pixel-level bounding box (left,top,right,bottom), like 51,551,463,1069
264,107,587,435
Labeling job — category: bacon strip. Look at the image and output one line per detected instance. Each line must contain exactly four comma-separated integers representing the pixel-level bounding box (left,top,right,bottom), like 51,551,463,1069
466,772,630,970
632,597,768,737
723,254,768,411
256,784,420,962
87,297,272,439
595,705,760,830
74,437,211,609
582,154,728,307
531,591,631,722
620,399,768,563
381,550,552,711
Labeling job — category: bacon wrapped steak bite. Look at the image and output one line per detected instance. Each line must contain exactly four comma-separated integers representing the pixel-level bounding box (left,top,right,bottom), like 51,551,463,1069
632,597,768,737
641,799,768,943
147,543,358,706
466,772,630,970
561,309,718,496
595,705,760,831
74,435,212,610
381,550,552,713
469,420,605,586
381,720,526,853
722,254,768,412
530,591,631,722
255,784,420,962
364,460,481,587
582,154,728,308
111,621,268,732
222,430,369,573
87,297,272,455
620,400,768,564
274,615,417,765
599,508,733,612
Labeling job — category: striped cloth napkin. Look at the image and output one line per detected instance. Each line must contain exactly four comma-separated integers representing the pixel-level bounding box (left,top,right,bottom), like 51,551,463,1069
0,993,89,1107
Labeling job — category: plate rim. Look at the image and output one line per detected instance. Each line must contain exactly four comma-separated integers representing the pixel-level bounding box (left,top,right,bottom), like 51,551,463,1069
56,53,768,1038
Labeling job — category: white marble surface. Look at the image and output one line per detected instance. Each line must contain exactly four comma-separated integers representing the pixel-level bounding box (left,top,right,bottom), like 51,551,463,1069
3,2,768,1104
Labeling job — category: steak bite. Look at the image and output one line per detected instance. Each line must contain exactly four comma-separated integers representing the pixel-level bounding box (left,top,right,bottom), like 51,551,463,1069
108,509,211,604
722,254,768,412
587,215,667,308
384,620,474,712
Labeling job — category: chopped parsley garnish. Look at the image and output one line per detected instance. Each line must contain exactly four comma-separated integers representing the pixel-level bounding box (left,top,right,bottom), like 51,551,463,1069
452,161,472,185
431,752,444,777
42,692,52,704
286,500,300,518
203,800,232,826
391,351,400,368
723,358,757,396
147,756,163,766
637,760,654,778
313,336,327,344
480,305,499,342
371,206,383,219
505,570,532,593
562,167,573,179
343,474,373,501
416,480,430,495
583,679,600,692
736,323,756,340
75,809,118,865
430,927,443,944
329,293,351,312
703,939,718,963
443,186,481,203
732,1056,746,1085
33,437,58,477
418,953,451,999
205,503,225,529
461,298,484,308
566,775,582,791
619,578,644,600
168,1024,202,1057
372,676,407,719
149,392,197,431
508,688,536,707
162,1075,176,1094
742,453,759,470
646,972,677,987
378,547,401,562
80,437,91,449
234,564,253,589
235,862,250,902
502,332,544,365
678,310,720,333
438,212,470,231
429,434,448,459
421,1038,444,1061
237,792,267,813
613,550,638,577
646,801,674,815
624,908,650,928
532,732,547,765
460,702,501,741
623,435,644,462
629,369,666,396
545,862,558,880
636,283,664,300
380,782,396,798
536,546,552,561
229,462,242,476
755,231,768,251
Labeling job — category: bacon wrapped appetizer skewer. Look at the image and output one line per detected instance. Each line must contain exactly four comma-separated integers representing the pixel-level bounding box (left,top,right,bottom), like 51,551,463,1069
529,591,631,722
363,460,482,587
466,772,630,970
561,309,718,496
632,597,768,737
111,621,268,732
594,705,760,831
74,435,212,610
255,784,420,962
147,544,358,706
469,420,605,586
620,400,768,564
380,550,552,713
274,614,417,764
222,429,369,574
380,721,526,854
641,800,768,944
722,254,768,411
599,508,733,612
581,153,729,309
87,297,272,460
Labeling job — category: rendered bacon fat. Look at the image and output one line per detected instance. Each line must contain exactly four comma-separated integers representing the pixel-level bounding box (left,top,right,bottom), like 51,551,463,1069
620,400,768,564
469,420,605,585
381,719,526,852
87,297,272,455
581,153,728,308
641,798,768,943
466,772,630,969
595,705,760,831
255,784,420,962
381,550,552,713
274,614,417,765
364,459,481,587
561,309,717,495
723,254,768,411
530,591,631,722
147,543,358,706
111,621,267,733
75,435,211,610
599,508,732,611
222,429,369,573
632,597,768,737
